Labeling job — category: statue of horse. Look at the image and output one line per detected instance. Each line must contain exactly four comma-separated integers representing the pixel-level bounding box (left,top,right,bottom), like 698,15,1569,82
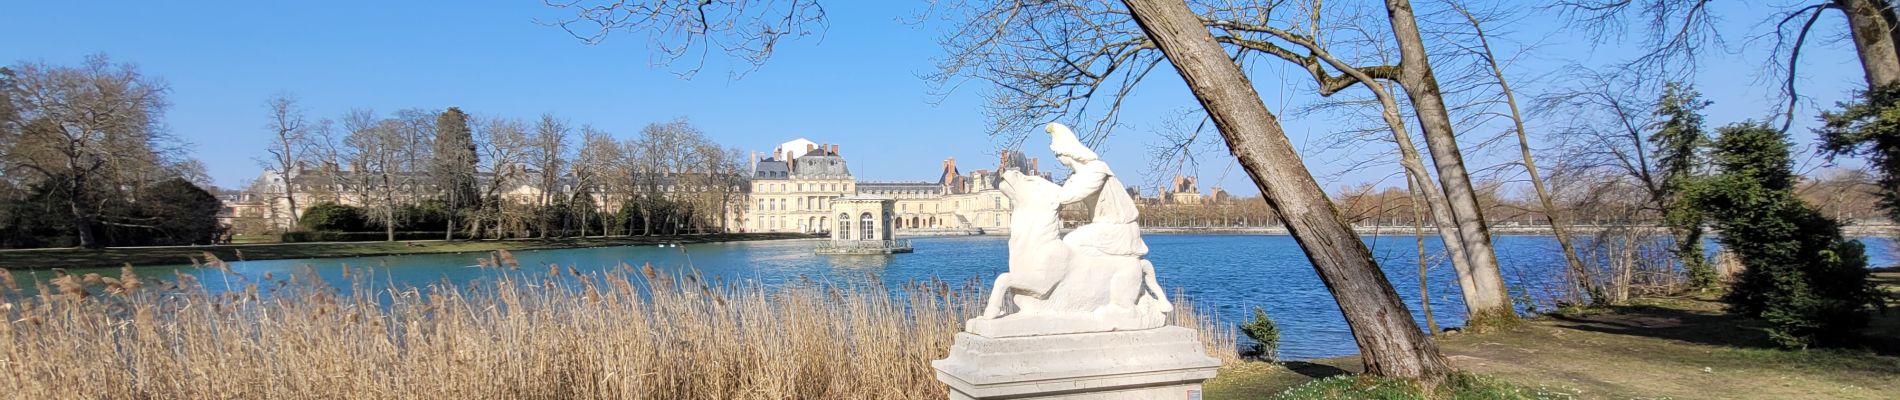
979,168,1071,318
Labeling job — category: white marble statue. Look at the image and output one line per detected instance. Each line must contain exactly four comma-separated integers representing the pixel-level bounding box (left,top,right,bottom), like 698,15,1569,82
967,123,1171,337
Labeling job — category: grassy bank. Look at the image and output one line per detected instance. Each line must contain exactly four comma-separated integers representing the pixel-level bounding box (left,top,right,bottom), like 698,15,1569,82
0,233,814,270
1204,269,1900,399
0,260,1239,399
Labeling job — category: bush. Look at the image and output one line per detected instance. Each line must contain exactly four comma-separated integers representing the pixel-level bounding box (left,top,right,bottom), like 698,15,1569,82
1688,122,1882,348
0,176,222,248
298,202,368,232
1239,306,1280,362
135,178,223,246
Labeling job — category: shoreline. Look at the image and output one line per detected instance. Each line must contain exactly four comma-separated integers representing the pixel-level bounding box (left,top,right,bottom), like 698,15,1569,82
900,224,1900,237
0,232,818,270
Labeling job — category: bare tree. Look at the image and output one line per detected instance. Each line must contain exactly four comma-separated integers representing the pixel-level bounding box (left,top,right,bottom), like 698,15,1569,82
300,118,348,205
3,55,175,248
393,109,439,202
570,125,616,237
530,114,570,238
475,116,533,239
1561,0,1900,127
545,0,1448,381
344,110,406,241
260,93,308,229
1444,2,1596,303
1193,1,1503,317
1121,0,1450,381
542,0,827,78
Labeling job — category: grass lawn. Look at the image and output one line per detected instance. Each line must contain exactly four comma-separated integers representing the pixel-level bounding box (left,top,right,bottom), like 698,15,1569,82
0,232,814,270
1204,270,1900,399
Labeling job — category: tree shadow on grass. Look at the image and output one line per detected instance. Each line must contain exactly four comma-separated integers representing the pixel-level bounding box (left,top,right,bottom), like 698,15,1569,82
1281,361,1353,380
1549,298,1900,358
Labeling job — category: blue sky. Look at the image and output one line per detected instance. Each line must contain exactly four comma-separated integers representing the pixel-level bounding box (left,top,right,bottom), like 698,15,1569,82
0,1,1873,195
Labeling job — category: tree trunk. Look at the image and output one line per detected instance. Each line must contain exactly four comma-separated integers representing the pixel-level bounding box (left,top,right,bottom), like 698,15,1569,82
1335,62,1480,318
1839,0,1900,87
1121,0,1451,382
1409,178,1438,334
1385,0,1512,319
385,209,395,242
68,193,98,248
1459,8,1601,303
279,169,301,229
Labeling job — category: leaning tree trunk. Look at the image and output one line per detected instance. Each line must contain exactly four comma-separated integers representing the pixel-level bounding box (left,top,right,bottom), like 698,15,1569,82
1461,11,1602,303
1385,0,1512,319
1409,177,1439,334
1347,67,1482,317
1121,0,1451,382
1839,0,1900,87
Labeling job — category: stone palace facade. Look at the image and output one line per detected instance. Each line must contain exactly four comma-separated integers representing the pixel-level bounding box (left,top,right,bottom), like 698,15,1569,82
743,138,1046,234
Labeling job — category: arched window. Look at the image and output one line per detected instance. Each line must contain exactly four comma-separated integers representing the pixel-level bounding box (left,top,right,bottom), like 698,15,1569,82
860,212,875,241
837,213,851,240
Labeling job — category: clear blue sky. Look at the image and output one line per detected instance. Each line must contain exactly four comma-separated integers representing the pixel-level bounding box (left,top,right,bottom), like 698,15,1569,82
0,1,1872,195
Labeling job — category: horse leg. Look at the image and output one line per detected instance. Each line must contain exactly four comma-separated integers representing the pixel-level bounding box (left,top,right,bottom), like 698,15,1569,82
1106,257,1143,311
982,273,1014,318
1140,259,1172,312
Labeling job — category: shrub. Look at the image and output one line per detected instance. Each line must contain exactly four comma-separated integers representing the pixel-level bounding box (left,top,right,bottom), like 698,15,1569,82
1688,122,1881,348
1240,306,1280,362
298,202,368,232
137,178,222,245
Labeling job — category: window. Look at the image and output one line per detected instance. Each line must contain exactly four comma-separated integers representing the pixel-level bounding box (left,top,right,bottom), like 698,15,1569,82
860,212,875,241
837,214,850,239
994,197,1001,209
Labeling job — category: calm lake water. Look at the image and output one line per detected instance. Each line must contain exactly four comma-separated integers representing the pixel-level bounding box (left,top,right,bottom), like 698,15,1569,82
19,234,1896,360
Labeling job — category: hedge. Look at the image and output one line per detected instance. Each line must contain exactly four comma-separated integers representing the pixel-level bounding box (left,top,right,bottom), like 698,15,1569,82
280,231,466,243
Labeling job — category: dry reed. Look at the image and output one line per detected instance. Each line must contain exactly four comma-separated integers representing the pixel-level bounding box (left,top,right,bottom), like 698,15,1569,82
0,261,1236,399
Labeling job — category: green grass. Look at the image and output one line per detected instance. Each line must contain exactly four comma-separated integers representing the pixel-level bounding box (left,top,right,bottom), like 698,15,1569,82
0,233,813,269
1206,271,1900,399
1267,374,1572,400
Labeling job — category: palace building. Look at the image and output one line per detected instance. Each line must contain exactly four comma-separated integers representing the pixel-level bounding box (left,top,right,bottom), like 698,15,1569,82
744,138,1046,234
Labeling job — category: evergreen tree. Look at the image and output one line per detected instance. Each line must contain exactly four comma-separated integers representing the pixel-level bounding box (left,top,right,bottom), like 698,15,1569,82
1652,82,1715,288
138,178,222,245
1689,122,1881,348
431,107,479,240
1818,83,1900,227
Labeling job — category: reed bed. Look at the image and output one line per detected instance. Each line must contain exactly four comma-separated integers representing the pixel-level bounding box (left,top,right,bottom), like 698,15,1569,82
0,254,1237,399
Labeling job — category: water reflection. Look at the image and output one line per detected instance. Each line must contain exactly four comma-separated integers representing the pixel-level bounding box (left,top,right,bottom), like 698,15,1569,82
14,234,1893,360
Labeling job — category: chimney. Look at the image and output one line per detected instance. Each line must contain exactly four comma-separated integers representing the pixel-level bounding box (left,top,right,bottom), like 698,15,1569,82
1030,158,1039,172
807,143,815,153
831,144,839,154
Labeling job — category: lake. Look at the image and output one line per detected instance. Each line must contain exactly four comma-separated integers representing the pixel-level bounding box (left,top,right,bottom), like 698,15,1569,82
15,234,1895,360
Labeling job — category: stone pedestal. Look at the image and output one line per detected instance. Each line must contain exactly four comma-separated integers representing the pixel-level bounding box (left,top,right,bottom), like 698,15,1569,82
932,326,1221,400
